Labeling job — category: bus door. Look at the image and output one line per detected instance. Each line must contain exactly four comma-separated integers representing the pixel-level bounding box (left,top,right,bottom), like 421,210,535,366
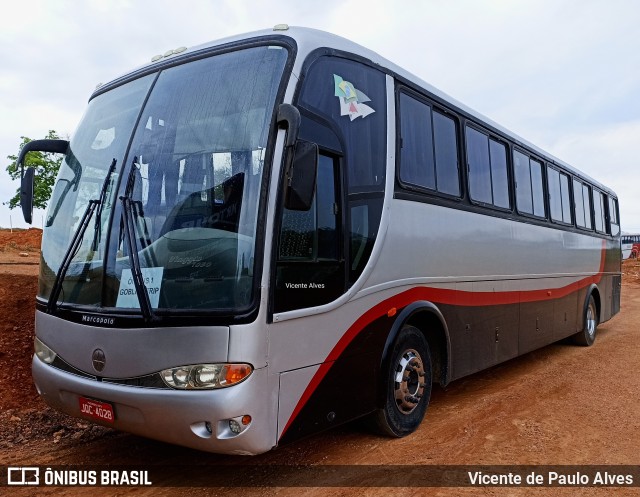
270,54,388,443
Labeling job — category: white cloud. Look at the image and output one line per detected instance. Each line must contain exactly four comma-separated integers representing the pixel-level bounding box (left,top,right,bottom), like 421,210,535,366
1,0,639,233
551,120,640,232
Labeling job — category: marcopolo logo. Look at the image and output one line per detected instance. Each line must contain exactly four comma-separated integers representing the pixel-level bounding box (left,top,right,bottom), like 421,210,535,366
81,315,116,326
92,349,106,373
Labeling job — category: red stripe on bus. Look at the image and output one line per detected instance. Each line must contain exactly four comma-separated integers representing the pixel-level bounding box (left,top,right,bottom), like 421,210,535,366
280,244,607,439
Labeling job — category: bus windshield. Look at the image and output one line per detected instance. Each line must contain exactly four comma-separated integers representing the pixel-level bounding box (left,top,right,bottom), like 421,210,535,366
39,44,289,314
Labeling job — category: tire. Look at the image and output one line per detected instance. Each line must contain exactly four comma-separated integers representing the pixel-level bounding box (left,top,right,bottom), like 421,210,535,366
368,325,432,437
573,295,598,346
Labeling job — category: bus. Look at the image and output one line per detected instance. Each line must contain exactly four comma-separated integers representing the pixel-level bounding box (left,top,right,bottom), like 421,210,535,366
18,26,621,455
622,233,640,259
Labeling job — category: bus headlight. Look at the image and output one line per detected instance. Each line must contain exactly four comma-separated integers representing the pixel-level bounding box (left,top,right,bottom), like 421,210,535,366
160,364,253,389
34,337,57,364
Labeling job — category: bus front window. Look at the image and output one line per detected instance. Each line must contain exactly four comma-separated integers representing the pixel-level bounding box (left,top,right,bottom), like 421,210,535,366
40,45,289,315
39,75,155,305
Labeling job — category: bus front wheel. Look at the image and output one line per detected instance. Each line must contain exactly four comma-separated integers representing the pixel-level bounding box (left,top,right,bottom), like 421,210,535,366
368,325,432,437
573,295,598,346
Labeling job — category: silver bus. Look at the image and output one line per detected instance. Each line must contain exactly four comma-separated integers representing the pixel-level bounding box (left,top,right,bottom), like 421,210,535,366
18,26,621,455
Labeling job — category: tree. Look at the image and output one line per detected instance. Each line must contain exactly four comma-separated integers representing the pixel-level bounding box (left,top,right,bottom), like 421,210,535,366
4,130,64,210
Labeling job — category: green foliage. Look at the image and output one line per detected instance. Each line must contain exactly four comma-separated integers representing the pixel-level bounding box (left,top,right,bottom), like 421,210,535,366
4,130,64,210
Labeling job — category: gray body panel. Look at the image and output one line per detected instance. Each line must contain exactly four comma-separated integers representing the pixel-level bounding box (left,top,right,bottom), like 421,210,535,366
365,199,605,291
36,311,230,378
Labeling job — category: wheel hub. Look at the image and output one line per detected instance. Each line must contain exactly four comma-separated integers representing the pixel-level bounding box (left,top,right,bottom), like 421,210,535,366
586,302,597,337
394,348,426,414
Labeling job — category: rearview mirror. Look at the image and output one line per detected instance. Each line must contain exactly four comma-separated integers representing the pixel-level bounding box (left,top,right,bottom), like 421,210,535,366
276,103,301,147
284,140,319,211
21,167,35,224
16,138,69,224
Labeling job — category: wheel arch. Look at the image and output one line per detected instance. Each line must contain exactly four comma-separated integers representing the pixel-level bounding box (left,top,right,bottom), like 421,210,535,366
585,283,601,323
380,301,451,391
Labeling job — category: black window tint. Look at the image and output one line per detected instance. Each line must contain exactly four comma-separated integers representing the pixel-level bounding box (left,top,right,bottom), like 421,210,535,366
514,152,545,218
548,167,562,221
466,126,509,208
514,150,533,214
531,160,545,217
593,190,605,233
276,154,343,312
574,179,585,227
300,57,386,190
317,157,338,259
582,184,593,229
609,196,620,236
298,56,386,286
279,155,338,260
609,197,618,224
560,173,571,223
399,93,435,189
399,94,460,197
433,111,460,196
489,140,509,209
279,209,314,259
466,127,492,204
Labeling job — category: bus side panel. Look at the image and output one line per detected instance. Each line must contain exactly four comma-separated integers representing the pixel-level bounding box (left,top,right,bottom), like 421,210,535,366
277,313,391,445
474,280,520,365
442,301,520,379
600,241,623,322
275,272,613,446
553,290,578,340
274,201,620,445
277,365,320,442
444,283,474,379
611,274,622,316
601,274,612,323
518,298,555,356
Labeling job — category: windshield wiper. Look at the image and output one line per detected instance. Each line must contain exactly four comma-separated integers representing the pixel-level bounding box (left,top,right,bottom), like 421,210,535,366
47,159,117,314
120,159,156,323
91,158,117,250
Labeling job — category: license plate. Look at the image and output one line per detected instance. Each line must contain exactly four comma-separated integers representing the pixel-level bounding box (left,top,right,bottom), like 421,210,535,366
78,396,115,423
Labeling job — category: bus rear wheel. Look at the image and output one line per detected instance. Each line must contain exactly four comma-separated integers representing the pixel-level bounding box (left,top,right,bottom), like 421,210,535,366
573,295,598,346
368,325,432,437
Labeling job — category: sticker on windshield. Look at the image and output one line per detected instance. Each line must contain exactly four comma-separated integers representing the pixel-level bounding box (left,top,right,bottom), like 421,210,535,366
91,127,115,150
333,74,375,121
116,267,164,308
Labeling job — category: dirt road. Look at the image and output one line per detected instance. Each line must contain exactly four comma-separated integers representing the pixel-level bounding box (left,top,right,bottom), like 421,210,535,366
1,230,639,496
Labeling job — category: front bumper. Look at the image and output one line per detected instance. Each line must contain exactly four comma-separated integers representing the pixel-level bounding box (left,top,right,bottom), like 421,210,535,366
32,356,276,455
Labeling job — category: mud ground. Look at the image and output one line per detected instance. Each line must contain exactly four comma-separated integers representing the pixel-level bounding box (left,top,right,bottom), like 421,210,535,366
1,228,639,496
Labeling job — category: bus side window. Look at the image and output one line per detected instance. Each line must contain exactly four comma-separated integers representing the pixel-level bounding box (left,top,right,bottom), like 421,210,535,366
296,55,387,287
574,179,593,230
279,154,338,260
514,151,545,218
548,166,571,224
398,92,460,197
608,196,620,236
559,173,572,224
466,126,509,209
593,189,606,234
399,93,436,190
582,184,593,230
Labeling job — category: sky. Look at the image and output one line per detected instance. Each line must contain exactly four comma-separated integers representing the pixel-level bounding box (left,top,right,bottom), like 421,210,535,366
1,0,639,232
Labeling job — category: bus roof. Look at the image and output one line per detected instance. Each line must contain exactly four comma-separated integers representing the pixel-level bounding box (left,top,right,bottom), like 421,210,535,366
93,26,616,197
